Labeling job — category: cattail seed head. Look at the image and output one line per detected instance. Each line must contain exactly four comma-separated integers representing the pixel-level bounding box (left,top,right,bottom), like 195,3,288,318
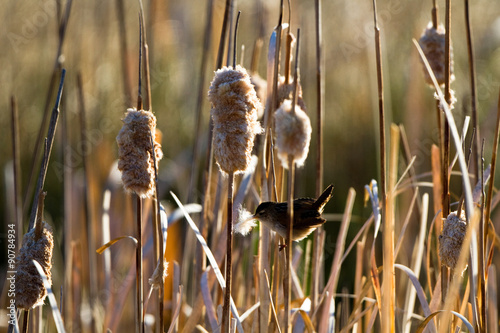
277,75,307,111
208,65,263,174
274,99,312,168
15,221,54,309
117,108,163,198
148,259,168,289
419,23,455,86
439,211,467,274
250,73,267,119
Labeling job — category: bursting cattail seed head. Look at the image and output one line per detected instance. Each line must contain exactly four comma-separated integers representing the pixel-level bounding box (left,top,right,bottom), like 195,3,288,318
148,259,168,289
274,99,312,168
208,65,263,174
15,222,54,309
439,211,467,274
419,23,455,86
277,75,307,111
117,108,163,198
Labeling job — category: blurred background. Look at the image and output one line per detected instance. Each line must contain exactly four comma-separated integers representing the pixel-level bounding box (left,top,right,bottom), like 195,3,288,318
1,0,500,331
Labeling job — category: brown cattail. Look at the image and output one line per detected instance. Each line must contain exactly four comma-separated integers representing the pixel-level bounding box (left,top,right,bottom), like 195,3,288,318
208,65,262,174
439,211,468,274
274,99,312,168
116,108,163,198
419,23,455,86
15,221,54,309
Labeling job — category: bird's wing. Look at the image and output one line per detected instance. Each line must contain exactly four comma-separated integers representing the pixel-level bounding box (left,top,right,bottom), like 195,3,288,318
293,198,325,229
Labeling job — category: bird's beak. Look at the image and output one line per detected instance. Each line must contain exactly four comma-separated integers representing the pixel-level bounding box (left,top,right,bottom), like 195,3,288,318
244,215,257,223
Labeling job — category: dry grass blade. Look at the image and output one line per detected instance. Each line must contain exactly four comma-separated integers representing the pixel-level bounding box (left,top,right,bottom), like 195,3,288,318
416,310,474,333
200,267,219,332
167,286,184,333
319,188,355,333
395,263,436,333
170,191,243,332
395,189,419,258
239,302,260,322
264,270,282,333
402,193,430,333
32,260,66,333
298,309,315,333
96,236,138,254
484,89,500,254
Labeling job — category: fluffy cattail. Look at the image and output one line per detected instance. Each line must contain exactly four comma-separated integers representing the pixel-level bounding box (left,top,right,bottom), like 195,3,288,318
435,88,457,111
419,22,455,86
234,205,256,236
277,75,307,111
439,211,467,274
250,73,267,119
15,222,54,309
208,65,263,174
274,99,312,168
148,259,168,289
116,108,163,198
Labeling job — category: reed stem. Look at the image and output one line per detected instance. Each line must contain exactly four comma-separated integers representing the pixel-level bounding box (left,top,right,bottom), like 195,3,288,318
28,70,66,231
222,173,234,333
136,196,144,333
284,155,295,332
441,0,452,306
464,0,479,183
10,96,22,249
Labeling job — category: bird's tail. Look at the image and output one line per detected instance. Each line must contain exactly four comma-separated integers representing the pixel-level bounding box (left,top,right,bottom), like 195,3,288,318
313,184,334,213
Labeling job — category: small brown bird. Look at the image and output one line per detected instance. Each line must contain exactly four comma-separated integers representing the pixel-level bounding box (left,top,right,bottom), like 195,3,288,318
250,184,334,241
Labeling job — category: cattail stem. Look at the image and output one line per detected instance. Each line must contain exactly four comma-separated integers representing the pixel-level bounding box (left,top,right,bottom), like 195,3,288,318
149,130,164,333
372,0,391,331
222,173,234,333
136,195,144,333
284,30,300,331
311,0,325,311
464,0,479,183
284,155,295,333
22,0,72,219
115,0,132,106
10,96,22,250
187,0,214,203
200,0,231,288
233,11,241,68
34,192,46,241
187,2,214,307
22,310,28,333
432,0,438,29
441,0,452,306
478,141,486,333
28,70,66,231
284,33,293,85
77,73,98,331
